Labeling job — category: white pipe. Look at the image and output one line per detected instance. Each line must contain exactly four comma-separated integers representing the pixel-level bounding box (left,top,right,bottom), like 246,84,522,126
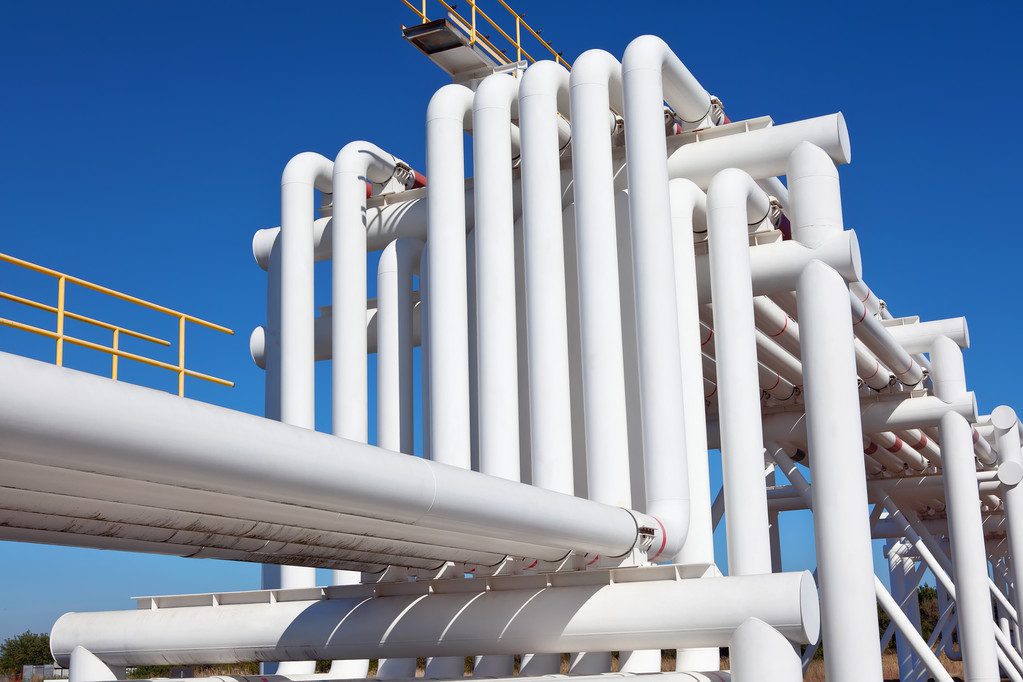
50,572,820,666
426,83,475,470
377,238,423,454
886,317,970,355
110,675,730,682
70,646,122,682
666,113,850,187
668,180,714,567
568,49,632,509
704,169,773,576
993,405,1023,653
622,34,708,559
519,60,574,495
333,141,409,443
727,618,802,682
275,152,333,654
0,351,666,561
931,335,1000,680
474,73,522,488
797,261,883,681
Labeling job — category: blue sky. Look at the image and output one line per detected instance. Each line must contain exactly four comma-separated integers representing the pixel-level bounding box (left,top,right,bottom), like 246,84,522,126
2,1,1022,640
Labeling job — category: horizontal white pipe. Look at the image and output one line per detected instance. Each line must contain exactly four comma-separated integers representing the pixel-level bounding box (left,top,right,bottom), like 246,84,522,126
885,317,970,355
666,113,850,188
851,291,924,386
0,352,663,561
0,457,563,565
51,572,819,666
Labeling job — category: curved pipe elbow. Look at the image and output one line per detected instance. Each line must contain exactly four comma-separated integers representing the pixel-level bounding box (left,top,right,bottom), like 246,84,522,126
930,335,967,403
707,167,771,224
637,503,690,562
668,178,708,232
569,49,624,111
334,141,402,185
427,83,475,129
473,73,521,117
787,141,845,246
622,35,711,126
520,60,571,114
378,237,425,277
282,151,333,192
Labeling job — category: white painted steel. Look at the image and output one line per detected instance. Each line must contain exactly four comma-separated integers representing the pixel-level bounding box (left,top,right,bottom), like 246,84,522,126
50,573,819,666
993,405,1023,633
797,261,883,681
426,83,475,470
0,352,662,561
727,618,802,682
519,60,575,495
474,73,522,486
568,49,632,509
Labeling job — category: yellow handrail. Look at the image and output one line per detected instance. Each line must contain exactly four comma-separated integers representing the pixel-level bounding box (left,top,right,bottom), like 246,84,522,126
0,251,234,397
403,0,569,69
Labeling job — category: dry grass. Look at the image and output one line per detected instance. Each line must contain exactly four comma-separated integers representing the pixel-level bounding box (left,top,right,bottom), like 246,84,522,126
802,653,965,681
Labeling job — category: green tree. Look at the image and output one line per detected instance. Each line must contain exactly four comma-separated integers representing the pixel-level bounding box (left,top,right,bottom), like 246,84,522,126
0,632,52,676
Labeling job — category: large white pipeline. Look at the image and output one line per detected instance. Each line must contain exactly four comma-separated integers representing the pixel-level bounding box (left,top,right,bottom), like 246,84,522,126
50,572,819,666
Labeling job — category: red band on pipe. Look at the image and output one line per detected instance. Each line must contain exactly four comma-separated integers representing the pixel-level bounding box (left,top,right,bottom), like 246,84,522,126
768,374,781,392
914,433,929,450
886,437,903,454
412,170,427,188
853,303,868,326
702,329,713,346
365,182,373,199
768,315,789,338
862,361,880,381
864,442,878,455
647,516,668,562
706,385,717,399
525,559,538,570
586,554,600,566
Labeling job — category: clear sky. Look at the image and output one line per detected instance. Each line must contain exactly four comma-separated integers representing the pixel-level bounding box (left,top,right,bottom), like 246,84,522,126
1,1,1021,641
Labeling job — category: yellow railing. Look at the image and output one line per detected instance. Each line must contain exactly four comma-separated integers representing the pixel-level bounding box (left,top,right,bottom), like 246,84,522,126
401,0,570,69
0,251,234,397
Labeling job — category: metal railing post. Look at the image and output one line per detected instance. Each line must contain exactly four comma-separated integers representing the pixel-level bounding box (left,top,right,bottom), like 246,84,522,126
177,316,186,396
55,275,67,366
111,329,120,380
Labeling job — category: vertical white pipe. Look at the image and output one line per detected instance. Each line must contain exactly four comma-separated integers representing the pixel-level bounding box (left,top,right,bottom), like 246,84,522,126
426,83,475,470
993,405,1023,639
420,246,431,460
728,618,802,682
798,260,883,681
473,72,521,488
705,169,772,576
424,87,476,680
331,141,408,681
933,338,1000,680
377,238,424,454
568,49,632,510
622,35,702,560
375,238,423,681
274,152,333,674
333,141,405,443
519,61,574,494
667,180,716,571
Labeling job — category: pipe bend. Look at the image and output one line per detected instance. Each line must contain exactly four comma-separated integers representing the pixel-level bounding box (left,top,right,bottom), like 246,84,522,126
473,73,520,116
668,178,708,232
645,503,689,562
707,167,771,222
378,237,425,276
426,82,475,129
520,60,570,108
281,151,333,192
622,35,711,125
569,49,623,111
334,141,401,184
